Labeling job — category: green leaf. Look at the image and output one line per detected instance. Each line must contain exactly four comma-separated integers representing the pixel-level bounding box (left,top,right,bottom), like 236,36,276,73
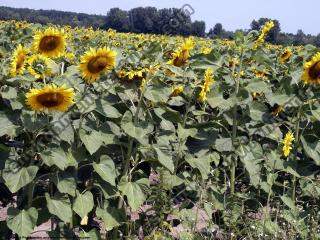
41,146,74,170
96,207,124,231
73,191,94,219
21,112,47,132
79,129,104,155
163,64,184,76
280,195,297,210
3,166,38,193
93,155,116,186
52,115,74,144
79,229,102,240
207,94,236,111
154,146,174,173
238,144,263,187
94,180,119,199
1,86,17,99
177,124,197,141
246,79,271,93
0,113,19,136
54,171,76,197
215,138,233,152
144,81,171,103
301,137,320,165
7,207,38,237
266,93,299,106
45,193,72,223
95,99,122,119
121,111,153,145
160,169,184,190
118,177,146,210
311,107,320,121
264,219,280,234
249,102,269,122
185,155,211,180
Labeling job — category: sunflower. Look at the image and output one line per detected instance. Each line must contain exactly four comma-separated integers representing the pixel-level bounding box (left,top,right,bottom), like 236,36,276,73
280,48,292,63
33,27,65,58
253,67,268,79
282,131,294,157
272,104,284,116
261,21,274,36
9,44,29,76
117,68,147,81
79,47,117,83
251,91,264,100
27,54,52,79
254,20,274,47
198,68,214,102
171,85,184,97
26,84,75,112
201,47,212,55
167,37,195,67
301,52,320,85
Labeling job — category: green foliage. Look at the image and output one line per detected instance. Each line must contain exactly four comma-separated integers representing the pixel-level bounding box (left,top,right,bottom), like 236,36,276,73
0,19,320,239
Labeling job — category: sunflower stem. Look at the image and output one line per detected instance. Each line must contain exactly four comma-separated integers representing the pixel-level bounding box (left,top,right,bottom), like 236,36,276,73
292,104,303,202
112,72,150,240
61,62,65,75
77,84,89,147
230,47,244,195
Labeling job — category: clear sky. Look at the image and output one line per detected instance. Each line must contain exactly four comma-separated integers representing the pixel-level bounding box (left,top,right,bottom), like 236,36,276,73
0,0,318,35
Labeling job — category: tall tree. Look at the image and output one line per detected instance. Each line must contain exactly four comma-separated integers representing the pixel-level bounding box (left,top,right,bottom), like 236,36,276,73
105,8,130,32
191,21,205,37
294,30,306,45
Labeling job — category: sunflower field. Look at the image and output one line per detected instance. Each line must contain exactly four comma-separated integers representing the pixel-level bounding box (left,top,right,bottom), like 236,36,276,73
0,20,320,239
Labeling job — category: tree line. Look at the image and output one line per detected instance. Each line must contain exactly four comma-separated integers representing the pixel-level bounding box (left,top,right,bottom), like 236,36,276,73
0,6,319,46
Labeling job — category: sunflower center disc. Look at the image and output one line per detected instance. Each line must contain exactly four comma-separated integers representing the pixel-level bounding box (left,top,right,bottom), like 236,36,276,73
87,56,108,73
16,53,26,70
309,61,320,80
39,36,59,51
37,92,64,107
174,49,189,66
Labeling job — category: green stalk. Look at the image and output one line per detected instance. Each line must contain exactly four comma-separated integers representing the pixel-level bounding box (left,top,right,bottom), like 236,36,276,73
292,104,303,202
230,47,244,195
27,181,35,208
61,62,65,75
113,74,150,240
77,84,89,147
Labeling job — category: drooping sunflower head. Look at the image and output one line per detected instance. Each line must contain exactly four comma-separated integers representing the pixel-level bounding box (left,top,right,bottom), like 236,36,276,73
253,67,268,79
251,91,264,100
9,44,29,76
302,52,320,85
28,54,52,79
280,48,292,63
117,67,147,81
201,47,212,55
26,84,75,112
272,104,284,116
182,37,195,51
198,68,214,103
261,20,274,36
282,131,295,157
254,21,274,48
79,47,117,83
171,85,184,97
204,68,214,86
167,37,195,67
33,27,65,58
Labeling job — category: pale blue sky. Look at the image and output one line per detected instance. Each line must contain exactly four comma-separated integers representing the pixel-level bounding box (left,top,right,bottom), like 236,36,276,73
0,0,318,35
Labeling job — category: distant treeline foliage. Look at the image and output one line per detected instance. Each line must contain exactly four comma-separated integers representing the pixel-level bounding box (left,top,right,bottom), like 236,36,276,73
0,6,319,46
